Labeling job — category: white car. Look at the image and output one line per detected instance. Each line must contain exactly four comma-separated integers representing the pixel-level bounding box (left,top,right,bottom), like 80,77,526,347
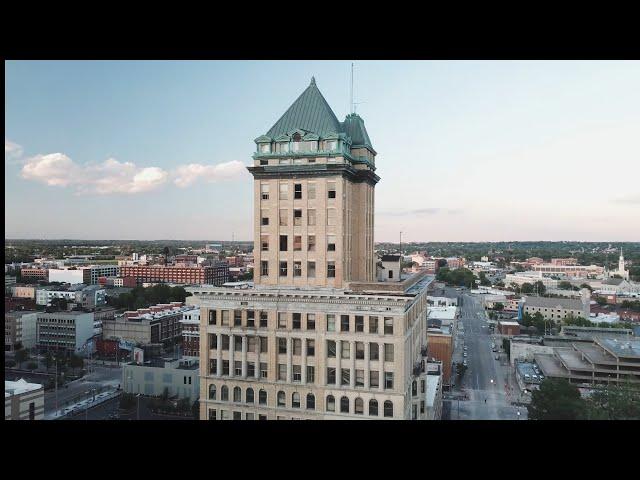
463,352,468,357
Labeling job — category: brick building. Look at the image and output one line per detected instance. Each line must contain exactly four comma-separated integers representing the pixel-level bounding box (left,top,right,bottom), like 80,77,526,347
119,263,229,286
19,268,48,281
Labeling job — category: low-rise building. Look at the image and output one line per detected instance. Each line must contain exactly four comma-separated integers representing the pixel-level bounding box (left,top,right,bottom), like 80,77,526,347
122,357,200,400
19,268,48,281
119,262,229,286
5,379,44,420
522,293,590,321
11,285,38,299
514,361,544,392
4,311,38,351
424,374,443,420
498,321,521,336
36,311,95,353
180,309,200,359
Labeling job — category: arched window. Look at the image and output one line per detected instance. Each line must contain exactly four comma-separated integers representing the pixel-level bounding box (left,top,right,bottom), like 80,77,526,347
209,384,216,400
246,388,254,404
412,380,417,396
384,400,394,418
258,389,267,405
340,396,349,413
306,393,315,410
277,391,286,407
221,385,229,401
326,395,335,412
369,399,378,416
355,397,364,414
233,386,242,403
292,392,301,408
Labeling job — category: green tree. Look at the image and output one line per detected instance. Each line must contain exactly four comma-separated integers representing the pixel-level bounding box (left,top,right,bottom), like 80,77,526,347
494,302,504,311
585,382,640,420
528,378,587,420
580,283,593,292
558,281,573,290
534,281,546,295
521,283,534,294
15,348,29,369
456,363,468,379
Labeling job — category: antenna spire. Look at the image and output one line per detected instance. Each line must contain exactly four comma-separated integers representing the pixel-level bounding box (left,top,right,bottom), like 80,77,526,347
350,63,354,114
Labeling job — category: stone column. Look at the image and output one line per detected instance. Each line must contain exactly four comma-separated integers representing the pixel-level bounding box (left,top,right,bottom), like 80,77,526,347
241,335,248,378
254,335,260,379
286,337,292,383
365,342,370,389
216,333,222,376
379,343,384,390
229,334,235,378
350,340,356,388
336,339,342,386
301,338,307,384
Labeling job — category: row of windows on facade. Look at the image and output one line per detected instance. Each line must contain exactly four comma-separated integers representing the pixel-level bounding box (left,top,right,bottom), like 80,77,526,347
260,182,337,201
260,233,338,255
208,310,394,334
209,335,395,362
257,138,339,154
260,260,339,278
260,209,339,229
207,359,394,389
208,385,394,417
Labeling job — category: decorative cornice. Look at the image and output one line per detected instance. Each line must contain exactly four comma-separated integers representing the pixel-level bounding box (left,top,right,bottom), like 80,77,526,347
246,163,380,186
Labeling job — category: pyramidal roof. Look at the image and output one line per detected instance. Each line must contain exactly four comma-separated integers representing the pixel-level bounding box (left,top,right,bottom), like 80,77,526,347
264,77,375,152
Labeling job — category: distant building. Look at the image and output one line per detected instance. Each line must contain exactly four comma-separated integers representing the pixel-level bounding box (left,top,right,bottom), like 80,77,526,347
531,264,604,278
5,311,38,351
180,309,200,359
551,258,578,266
497,321,521,336
522,291,590,321
48,265,119,285
36,311,95,353
11,285,38,299
119,263,229,286
378,255,401,282
5,379,44,420
19,268,48,281
505,272,558,289
122,357,200,400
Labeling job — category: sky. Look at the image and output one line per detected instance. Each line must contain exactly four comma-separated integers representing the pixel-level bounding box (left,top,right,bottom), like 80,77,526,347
5,60,640,242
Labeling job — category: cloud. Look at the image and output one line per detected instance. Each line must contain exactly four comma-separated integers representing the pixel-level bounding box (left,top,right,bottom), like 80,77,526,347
173,160,247,187
379,208,463,216
5,139,23,159
612,193,640,205
21,153,169,195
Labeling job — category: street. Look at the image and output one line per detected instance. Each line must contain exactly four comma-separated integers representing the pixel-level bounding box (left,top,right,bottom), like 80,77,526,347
447,288,527,420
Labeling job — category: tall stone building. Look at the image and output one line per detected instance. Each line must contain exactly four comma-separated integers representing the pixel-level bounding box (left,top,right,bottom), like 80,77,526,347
187,78,436,420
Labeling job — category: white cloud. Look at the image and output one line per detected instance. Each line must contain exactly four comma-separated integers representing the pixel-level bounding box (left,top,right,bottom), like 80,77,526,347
173,160,247,188
5,139,23,159
21,153,169,195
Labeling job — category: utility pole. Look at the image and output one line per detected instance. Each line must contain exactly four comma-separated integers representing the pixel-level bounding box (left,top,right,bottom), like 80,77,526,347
55,358,58,417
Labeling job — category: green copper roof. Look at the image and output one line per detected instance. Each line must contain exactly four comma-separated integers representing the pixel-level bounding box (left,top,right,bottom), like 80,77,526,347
264,77,375,153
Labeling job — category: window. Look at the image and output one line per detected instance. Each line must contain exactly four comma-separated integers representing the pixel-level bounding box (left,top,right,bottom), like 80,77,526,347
293,365,301,382
341,369,350,386
261,235,269,252
260,362,268,378
340,396,349,413
355,316,364,332
356,342,365,359
385,344,394,362
370,371,379,388
247,310,255,328
233,386,241,402
293,338,302,355
294,209,302,226
221,385,229,401
327,235,336,252
327,181,336,199
341,315,350,332
234,310,242,327
384,400,394,418
327,340,336,358
292,392,301,408
209,359,217,375
420,401,425,414
279,209,288,227
293,235,302,251
307,339,315,356
260,312,268,328
279,261,288,277
355,398,364,414
209,409,217,420
261,183,269,199
208,310,217,325
306,313,315,331
278,312,287,329
388,270,394,279
221,335,230,350
234,335,242,350
261,210,269,226
306,365,315,383
369,399,378,416
294,183,302,199
260,261,269,276
369,316,378,334
246,412,255,421
277,391,286,407
341,341,350,359
421,379,425,394
278,364,287,381
326,395,335,412
222,360,229,376
307,209,316,226
327,367,336,385
279,183,288,200
356,370,364,388
278,337,287,354
209,334,218,349
259,389,267,405
235,361,242,376
384,317,394,335
221,311,230,326
306,393,315,410
385,372,394,389
327,208,337,226
412,380,418,396
209,384,217,400
293,261,302,277
248,362,255,377
279,235,288,252
327,314,336,332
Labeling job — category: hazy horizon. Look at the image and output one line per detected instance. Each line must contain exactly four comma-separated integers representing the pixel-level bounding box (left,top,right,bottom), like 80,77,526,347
6,61,640,241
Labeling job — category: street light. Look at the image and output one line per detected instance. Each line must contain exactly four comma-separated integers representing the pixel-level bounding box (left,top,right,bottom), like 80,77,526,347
136,393,141,421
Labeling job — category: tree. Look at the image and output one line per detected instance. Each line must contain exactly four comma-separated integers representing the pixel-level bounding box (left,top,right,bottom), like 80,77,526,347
26,361,38,370
502,338,510,360
494,302,504,311
585,382,640,420
479,272,491,286
15,348,29,369
521,283,534,294
558,281,573,290
528,378,587,420
534,281,546,295
456,363,468,379
580,283,593,292
68,354,84,375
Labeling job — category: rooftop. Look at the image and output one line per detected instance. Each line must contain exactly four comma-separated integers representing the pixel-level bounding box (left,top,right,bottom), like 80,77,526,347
427,306,458,321
425,374,441,408
515,362,542,384
597,337,640,359
524,296,585,310
5,378,43,397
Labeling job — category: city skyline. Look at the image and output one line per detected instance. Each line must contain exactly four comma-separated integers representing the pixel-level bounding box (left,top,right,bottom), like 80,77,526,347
5,60,640,241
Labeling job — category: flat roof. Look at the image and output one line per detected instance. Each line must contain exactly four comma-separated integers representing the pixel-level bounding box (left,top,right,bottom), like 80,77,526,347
5,378,43,397
427,306,457,320
425,375,441,407
516,362,542,383
597,337,640,359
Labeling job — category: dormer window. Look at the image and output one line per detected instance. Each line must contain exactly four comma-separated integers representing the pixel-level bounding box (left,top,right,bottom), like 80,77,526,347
280,142,290,153
259,143,271,153
326,140,337,151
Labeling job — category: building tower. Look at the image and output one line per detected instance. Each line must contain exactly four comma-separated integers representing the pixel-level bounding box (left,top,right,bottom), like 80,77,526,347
249,77,379,289
618,247,629,280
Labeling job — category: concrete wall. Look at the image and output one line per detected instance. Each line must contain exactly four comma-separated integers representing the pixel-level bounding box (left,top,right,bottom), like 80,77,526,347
510,342,554,366
122,362,200,400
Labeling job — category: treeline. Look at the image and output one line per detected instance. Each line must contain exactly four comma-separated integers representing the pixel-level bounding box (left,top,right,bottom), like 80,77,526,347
107,285,192,310
520,312,635,334
436,267,476,288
